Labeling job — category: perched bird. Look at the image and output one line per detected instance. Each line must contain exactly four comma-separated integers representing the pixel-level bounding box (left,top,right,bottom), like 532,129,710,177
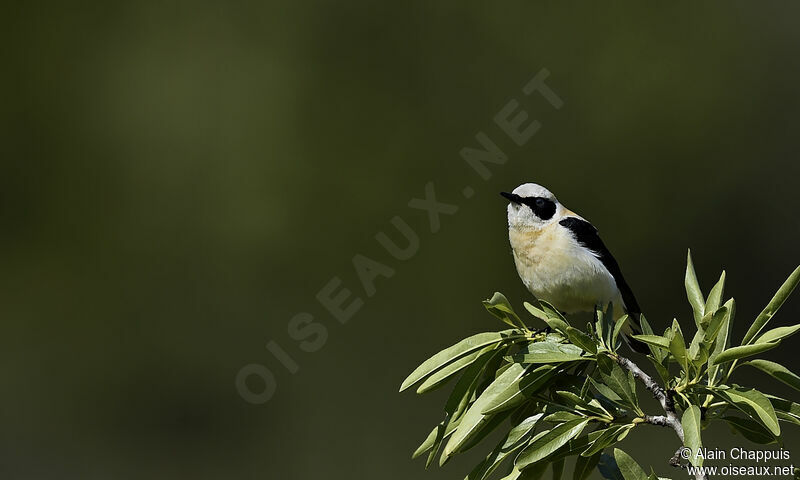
501,183,646,352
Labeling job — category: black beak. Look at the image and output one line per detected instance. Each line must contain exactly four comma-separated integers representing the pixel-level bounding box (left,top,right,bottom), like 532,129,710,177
501,192,522,204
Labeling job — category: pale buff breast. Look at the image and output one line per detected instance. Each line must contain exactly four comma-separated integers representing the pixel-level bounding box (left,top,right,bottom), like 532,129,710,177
508,224,620,314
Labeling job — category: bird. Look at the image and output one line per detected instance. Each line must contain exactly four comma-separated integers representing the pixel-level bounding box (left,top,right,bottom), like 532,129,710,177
501,183,646,353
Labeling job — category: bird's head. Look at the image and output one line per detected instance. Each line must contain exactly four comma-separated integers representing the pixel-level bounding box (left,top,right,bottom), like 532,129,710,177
501,183,563,229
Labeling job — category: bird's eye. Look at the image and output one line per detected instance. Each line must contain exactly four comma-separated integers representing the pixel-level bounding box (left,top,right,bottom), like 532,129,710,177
535,198,545,207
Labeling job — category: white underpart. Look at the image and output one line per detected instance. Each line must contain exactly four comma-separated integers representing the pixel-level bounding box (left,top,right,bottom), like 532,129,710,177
505,183,623,314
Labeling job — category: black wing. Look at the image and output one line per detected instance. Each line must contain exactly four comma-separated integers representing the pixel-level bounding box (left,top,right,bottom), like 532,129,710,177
558,217,641,316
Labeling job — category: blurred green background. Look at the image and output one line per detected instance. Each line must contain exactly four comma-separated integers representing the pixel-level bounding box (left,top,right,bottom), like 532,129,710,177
3,1,800,479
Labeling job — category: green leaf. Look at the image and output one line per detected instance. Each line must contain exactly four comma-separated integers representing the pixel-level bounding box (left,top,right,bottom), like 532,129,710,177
566,327,598,355
581,425,634,457
743,265,800,345
589,377,624,405
509,342,587,364
453,408,517,465
613,448,648,480
525,301,553,324
704,387,781,436
743,359,800,392
639,315,665,362
596,355,639,412
712,343,779,365
414,349,504,460
544,411,585,423
502,463,549,480
709,299,735,383
467,414,543,480
482,365,559,415
595,305,606,348
443,364,529,458
705,270,726,314
630,335,670,350
685,250,705,326
574,452,602,480
723,416,778,445
516,419,590,469
603,304,615,347
484,292,528,330
554,391,610,418
669,319,688,374
417,344,500,393
766,395,800,425
538,300,571,333
612,315,629,349
681,406,703,466
754,324,800,345
445,347,505,420
400,331,520,391
702,306,728,346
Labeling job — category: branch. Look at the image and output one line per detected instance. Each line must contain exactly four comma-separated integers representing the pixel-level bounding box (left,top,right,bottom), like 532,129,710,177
614,355,706,480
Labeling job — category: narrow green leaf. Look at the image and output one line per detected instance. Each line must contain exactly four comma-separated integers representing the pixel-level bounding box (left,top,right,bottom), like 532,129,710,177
669,319,688,374
445,347,505,418
525,301,552,324
443,364,529,458
723,416,778,445
702,306,728,346
516,419,590,469
589,377,624,405
705,270,726,314
613,448,648,480
612,315,629,349
581,425,634,457
604,304,615,347
712,343,779,365
466,414,543,480
630,335,670,350
596,355,639,413
538,300,571,333
744,359,800,392
555,391,609,418
544,411,585,424
400,331,519,391
647,357,671,386
743,265,800,345
482,365,559,415
703,387,781,436
484,292,528,330
509,342,587,364
574,452,602,480
708,299,735,383
595,305,606,348
413,413,462,460
681,406,703,466
685,250,705,326
754,324,800,345
503,463,548,480
566,327,598,355
766,395,800,425
450,409,517,466
639,315,665,362
425,417,449,468
417,344,500,393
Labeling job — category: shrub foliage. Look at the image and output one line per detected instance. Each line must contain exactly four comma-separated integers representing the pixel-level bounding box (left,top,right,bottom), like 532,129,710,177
400,252,800,480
